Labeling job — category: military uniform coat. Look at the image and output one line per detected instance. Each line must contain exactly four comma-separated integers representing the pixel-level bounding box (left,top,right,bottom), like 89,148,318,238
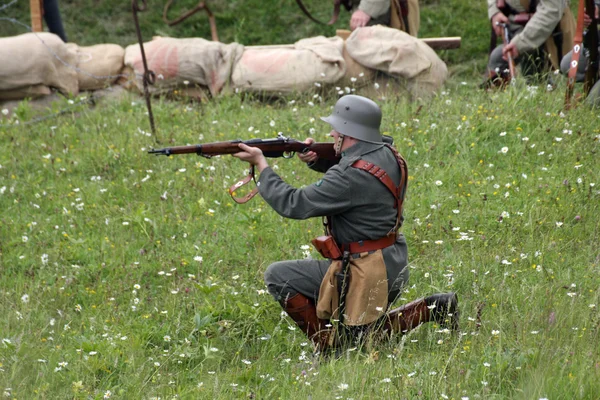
260,140,409,315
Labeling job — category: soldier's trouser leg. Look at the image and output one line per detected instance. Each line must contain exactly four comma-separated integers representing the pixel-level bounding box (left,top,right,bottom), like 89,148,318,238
264,259,333,350
264,258,330,303
560,49,587,82
382,292,459,335
43,0,68,42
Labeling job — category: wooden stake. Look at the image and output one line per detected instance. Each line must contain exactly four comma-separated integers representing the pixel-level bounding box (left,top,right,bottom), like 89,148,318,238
30,0,43,32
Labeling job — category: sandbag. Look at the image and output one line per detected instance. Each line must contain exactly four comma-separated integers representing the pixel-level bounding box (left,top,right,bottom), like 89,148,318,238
346,26,447,99
336,30,377,84
66,43,125,90
0,85,51,101
124,37,244,96
231,36,346,93
0,32,78,97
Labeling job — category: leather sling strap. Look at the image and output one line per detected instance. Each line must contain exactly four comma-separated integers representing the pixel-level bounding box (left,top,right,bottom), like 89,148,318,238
228,164,259,204
565,0,587,109
295,0,346,25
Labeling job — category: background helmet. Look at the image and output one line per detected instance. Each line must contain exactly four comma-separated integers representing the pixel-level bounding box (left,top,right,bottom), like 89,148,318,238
320,95,382,143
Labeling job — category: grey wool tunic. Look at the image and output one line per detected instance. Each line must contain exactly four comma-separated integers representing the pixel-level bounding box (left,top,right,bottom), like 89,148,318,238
257,140,409,299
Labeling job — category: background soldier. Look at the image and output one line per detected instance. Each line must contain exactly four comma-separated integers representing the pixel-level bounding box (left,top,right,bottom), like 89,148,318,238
484,0,575,86
350,0,420,36
232,95,457,354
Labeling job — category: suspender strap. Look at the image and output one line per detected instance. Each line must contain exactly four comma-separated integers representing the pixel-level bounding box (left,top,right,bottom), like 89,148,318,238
350,144,409,234
352,160,398,203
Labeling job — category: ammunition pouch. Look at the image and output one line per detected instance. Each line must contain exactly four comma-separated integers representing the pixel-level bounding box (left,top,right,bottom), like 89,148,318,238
312,236,343,260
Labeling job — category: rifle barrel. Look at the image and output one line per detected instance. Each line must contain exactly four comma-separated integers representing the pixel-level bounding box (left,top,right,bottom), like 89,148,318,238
148,138,339,160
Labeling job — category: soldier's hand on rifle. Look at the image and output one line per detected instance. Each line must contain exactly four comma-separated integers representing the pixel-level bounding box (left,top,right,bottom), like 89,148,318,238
502,42,519,61
233,143,269,172
297,138,319,164
491,12,509,36
350,10,371,31
584,5,599,27
584,10,592,28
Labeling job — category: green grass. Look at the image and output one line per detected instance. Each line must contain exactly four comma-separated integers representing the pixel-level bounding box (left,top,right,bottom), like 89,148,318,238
1,1,600,398
1,78,599,398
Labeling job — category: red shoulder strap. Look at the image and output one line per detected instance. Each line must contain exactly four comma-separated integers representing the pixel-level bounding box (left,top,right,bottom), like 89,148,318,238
351,145,408,232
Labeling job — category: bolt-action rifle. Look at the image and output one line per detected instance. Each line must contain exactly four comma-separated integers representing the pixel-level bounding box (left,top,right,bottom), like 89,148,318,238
497,22,517,83
149,135,339,203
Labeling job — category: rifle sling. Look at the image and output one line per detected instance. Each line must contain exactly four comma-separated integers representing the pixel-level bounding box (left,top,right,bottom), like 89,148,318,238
295,0,341,25
228,164,259,204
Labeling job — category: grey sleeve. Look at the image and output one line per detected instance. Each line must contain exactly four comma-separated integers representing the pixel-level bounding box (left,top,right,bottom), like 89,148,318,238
511,0,564,52
488,0,501,20
257,166,352,220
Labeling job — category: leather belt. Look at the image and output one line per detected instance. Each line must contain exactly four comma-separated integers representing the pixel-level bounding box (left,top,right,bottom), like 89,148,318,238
343,234,397,254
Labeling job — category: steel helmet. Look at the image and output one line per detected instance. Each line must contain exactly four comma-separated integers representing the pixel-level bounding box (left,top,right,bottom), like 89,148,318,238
320,95,382,143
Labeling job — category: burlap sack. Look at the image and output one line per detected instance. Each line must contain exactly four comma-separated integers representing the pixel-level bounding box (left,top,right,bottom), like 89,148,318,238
66,43,125,91
231,36,346,93
336,30,377,85
123,37,244,96
345,26,448,99
0,85,51,101
0,33,78,97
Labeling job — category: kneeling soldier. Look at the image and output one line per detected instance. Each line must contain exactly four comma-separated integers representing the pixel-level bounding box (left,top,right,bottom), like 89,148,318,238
233,95,458,354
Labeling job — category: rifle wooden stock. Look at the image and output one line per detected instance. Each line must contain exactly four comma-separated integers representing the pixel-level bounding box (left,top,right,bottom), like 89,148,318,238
148,137,340,161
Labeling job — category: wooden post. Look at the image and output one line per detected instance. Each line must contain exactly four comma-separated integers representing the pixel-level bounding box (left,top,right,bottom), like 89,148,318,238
30,0,43,32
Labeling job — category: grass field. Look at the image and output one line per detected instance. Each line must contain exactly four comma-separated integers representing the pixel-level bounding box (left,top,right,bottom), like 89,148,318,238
1,0,600,399
1,78,599,398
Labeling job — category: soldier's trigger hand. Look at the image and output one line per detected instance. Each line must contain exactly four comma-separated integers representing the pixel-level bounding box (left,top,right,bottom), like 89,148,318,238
491,12,508,36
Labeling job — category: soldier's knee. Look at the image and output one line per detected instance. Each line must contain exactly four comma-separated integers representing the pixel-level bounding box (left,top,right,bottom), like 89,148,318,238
264,262,282,285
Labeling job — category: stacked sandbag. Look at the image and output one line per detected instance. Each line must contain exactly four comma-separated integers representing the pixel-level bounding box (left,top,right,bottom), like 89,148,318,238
0,32,78,101
231,36,346,93
335,29,376,85
345,26,447,99
66,43,125,90
124,37,244,96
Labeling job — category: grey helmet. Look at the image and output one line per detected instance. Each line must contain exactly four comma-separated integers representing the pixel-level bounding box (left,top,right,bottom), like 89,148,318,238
320,95,382,143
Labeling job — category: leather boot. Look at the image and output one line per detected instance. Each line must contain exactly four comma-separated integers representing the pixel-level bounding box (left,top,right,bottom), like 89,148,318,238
281,293,332,351
383,292,459,334
480,71,510,90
